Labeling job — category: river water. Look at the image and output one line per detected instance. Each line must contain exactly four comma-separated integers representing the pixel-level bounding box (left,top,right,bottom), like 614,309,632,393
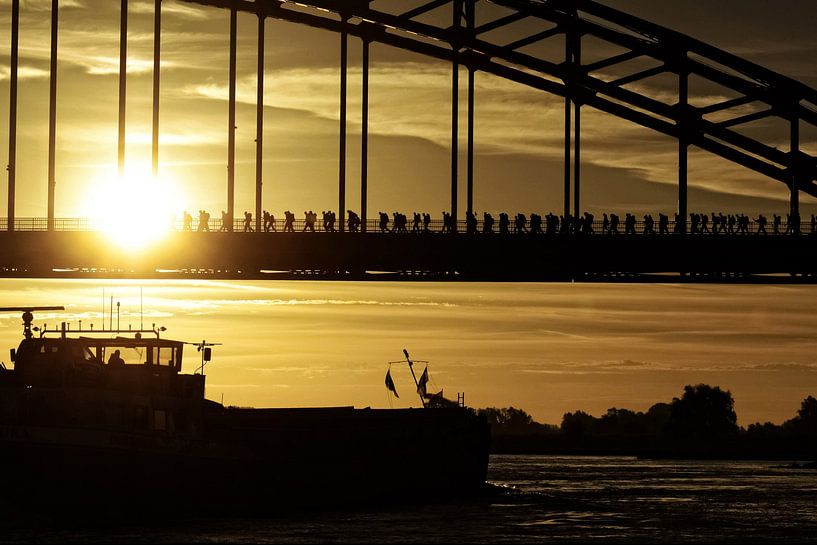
6,455,817,543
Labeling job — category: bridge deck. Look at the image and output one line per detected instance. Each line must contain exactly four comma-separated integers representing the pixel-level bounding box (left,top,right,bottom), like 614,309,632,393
1,231,815,282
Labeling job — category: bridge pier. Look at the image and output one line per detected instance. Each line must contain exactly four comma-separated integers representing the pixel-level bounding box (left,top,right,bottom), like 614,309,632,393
48,0,58,232
152,0,161,179
227,7,237,231
361,38,370,232
256,13,265,234
7,0,19,232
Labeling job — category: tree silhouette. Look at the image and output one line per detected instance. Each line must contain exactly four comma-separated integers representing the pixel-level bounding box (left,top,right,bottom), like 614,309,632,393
665,384,738,440
783,395,817,435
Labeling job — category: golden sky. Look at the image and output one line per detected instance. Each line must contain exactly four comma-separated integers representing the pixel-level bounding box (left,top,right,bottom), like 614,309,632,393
1,2,817,426
0,279,816,427
0,0,816,218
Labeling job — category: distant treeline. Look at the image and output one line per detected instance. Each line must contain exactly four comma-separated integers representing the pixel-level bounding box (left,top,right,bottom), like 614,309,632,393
477,384,817,460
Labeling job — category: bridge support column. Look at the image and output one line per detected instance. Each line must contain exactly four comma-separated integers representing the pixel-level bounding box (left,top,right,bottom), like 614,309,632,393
451,0,462,231
564,96,571,218
678,70,688,235
47,0,58,231
7,0,19,231
572,31,582,220
151,0,161,179
361,39,369,233
255,13,265,234
339,28,348,232
573,104,581,219
227,7,237,231
118,0,128,176
790,116,800,221
466,0,475,217
467,68,475,217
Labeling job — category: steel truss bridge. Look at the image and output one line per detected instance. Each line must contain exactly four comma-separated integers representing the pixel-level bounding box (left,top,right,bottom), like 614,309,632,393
4,0,817,281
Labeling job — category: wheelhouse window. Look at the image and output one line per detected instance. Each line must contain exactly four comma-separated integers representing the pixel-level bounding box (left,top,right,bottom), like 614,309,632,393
152,346,175,367
103,345,146,365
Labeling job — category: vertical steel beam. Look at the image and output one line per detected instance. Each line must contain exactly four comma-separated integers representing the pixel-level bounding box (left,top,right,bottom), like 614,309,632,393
118,0,128,176
791,116,800,219
360,39,369,232
227,7,237,231
451,0,462,229
563,36,571,218
466,68,474,216
678,70,688,234
572,33,581,219
151,0,161,179
47,0,59,231
7,0,19,231
465,0,475,216
256,14,265,234
573,104,581,218
339,28,348,232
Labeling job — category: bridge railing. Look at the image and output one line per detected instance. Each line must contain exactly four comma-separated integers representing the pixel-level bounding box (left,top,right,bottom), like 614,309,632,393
0,218,92,231
0,217,812,235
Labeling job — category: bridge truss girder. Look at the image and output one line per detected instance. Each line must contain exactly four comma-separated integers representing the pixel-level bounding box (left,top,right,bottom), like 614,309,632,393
183,0,817,230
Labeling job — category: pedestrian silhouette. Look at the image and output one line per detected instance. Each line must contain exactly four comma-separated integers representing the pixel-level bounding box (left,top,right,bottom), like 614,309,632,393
283,210,295,232
658,213,669,235
303,211,316,232
347,210,360,232
378,212,390,233
466,211,478,234
243,211,254,232
755,214,767,235
198,210,211,232
498,213,510,235
483,212,495,234
182,211,193,231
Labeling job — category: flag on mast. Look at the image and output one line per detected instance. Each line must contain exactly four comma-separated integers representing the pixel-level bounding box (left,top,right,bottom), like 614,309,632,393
417,366,429,398
385,368,399,398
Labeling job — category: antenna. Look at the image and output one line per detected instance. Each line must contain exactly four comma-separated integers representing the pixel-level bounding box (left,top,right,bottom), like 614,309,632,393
184,339,222,376
0,306,65,339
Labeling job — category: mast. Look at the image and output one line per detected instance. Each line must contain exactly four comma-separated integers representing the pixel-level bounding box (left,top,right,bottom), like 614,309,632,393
402,349,426,408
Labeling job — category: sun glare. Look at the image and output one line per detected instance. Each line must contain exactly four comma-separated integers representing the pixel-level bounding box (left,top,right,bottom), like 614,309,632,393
84,166,181,250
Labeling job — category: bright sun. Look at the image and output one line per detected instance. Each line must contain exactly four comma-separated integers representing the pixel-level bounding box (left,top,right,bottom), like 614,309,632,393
83,165,182,250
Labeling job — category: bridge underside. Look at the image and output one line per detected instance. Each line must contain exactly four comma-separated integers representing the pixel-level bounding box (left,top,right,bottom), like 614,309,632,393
1,232,816,283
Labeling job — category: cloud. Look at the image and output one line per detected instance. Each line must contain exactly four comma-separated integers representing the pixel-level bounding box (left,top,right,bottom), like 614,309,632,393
130,0,209,20
0,66,49,81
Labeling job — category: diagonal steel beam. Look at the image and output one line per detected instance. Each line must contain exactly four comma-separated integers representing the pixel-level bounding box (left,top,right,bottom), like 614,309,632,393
698,95,756,116
505,25,560,50
474,11,528,34
717,108,775,129
399,0,451,21
583,50,641,73
607,64,665,88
